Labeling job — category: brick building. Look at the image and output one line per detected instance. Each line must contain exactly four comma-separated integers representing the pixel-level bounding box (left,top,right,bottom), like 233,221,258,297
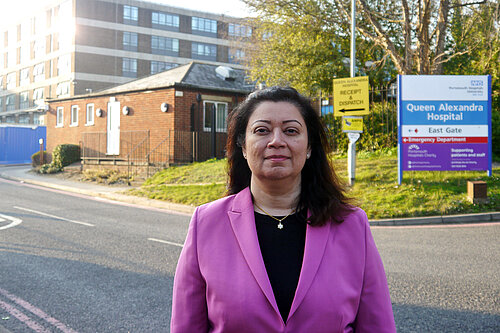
0,0,252,125
47,61,253,173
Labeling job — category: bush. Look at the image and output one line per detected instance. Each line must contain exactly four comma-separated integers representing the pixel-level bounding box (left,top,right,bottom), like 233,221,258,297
37,163,62,174
52,144,80,169
31,151,52,167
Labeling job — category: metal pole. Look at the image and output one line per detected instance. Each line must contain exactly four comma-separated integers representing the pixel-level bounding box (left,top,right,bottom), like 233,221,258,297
350,0,356,78
348,0,357,186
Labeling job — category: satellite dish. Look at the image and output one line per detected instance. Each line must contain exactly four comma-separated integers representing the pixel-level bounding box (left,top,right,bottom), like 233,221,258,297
161,103,169,112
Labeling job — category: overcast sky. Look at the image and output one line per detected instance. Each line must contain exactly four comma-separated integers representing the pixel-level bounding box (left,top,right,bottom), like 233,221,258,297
0,0,255,28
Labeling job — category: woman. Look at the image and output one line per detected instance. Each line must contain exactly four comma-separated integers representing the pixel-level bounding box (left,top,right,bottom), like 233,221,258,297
171,86,396,332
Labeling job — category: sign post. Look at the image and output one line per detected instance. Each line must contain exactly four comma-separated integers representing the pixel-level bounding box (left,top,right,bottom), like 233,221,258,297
333,76,369,185
398,75,492,184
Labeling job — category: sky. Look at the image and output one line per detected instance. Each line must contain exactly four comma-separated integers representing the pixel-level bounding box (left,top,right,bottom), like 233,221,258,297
0,0,255,28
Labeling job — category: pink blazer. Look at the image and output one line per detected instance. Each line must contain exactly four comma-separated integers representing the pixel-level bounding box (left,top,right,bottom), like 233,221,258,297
171,187,396,333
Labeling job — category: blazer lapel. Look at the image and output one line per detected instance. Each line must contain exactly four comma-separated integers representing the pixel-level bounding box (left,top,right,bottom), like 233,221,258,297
287,219,332,321
227,188,280,315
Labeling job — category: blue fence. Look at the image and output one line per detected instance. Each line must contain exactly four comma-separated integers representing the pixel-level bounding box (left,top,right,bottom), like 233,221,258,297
0,125,47,165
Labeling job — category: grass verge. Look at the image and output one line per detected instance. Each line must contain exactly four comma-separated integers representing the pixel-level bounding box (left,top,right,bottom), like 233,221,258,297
127,149,499,219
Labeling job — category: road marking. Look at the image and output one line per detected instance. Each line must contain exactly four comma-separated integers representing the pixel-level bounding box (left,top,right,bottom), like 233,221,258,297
0,300,51,333
148,238,184,247
13,206,94,227
0,214,22,231
0,288,77,333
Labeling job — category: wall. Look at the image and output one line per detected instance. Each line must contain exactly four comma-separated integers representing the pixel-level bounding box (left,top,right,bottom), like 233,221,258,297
0,125,46,164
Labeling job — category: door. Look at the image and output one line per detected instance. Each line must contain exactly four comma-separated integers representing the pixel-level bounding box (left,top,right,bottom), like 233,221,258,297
107,101,120,155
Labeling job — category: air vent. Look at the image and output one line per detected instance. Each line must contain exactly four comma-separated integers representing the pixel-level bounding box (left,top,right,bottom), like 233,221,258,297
215,66,237,81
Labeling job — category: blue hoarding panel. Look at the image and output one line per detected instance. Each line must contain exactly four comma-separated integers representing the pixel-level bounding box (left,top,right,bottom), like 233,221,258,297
0,126,47,165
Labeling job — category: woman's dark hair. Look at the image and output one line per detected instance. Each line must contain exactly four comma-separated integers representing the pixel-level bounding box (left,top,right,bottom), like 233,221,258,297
226,86,351,226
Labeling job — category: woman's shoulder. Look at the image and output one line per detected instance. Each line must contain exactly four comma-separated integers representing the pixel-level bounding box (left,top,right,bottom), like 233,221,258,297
194,187,251,219
334,205,369,229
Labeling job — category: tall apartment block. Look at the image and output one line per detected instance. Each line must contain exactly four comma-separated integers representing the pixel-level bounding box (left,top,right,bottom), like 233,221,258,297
0,0,251,125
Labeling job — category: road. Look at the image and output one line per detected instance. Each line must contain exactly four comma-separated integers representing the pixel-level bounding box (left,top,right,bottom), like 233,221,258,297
0,177,499,332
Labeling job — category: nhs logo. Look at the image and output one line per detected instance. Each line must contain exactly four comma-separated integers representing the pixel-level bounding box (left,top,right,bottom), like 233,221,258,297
471,80,483,87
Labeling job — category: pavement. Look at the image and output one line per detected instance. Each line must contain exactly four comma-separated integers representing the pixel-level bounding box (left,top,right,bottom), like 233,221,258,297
0,164,498,226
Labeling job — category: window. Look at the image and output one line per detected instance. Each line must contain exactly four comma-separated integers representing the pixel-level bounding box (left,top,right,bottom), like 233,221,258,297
192,17,217,35
34,63,45,82
7,51,16,67
192,42,217,61
34,38,45,59
123,5,138,24
6,94,16,111
6,73,16,89
122,58,137,78
150,61,177,74
19,91,29,109
57,54,71,75
122,31,138,51
56,106,63,127
56,81,70,97
229,48,245,64
34,113,43,125
204,101,227,132
86,103,94,125
18,114,30,124
0,97,2,111
70,105,78,126
0,76,3,90
228,23,252,37
151,36,178,55
20,68,30,86
20,44,30,63
152,11,179,30
33,87,44,102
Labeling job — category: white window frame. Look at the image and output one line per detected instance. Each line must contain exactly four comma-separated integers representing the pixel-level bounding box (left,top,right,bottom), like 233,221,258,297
122,31,138,50
56,81,70,97
6,94,16,111
152,11,179,28
192,17,217,34
151,36,179,53
57,54,71,75
123,5,138,21
56,106,64,127
203,101,228,133
228,23,252,37
122,58,137,77
192,42,217,58
70,105,78,126
6,73,16,89
33,87,44,102
20,68,30,86
86,103,94,126
19,91,29,109
34,38,46,59
34,63,45,82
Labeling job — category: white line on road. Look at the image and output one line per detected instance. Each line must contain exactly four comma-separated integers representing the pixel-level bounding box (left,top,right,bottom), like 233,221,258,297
0,214,22,230
13,206,95,227
148,238,184,247
0,287,78,333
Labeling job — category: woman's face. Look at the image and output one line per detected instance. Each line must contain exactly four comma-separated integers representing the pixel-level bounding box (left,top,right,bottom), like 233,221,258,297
243,101,310,185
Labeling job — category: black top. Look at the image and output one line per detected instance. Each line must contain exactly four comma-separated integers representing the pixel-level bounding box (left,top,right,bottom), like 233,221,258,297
254,211,307,322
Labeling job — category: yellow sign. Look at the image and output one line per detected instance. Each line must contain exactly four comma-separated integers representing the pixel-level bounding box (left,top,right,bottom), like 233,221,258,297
333,76,369,117
342,116,363,132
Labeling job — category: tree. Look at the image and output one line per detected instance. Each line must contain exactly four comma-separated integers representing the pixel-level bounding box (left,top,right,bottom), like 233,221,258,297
242,0,391,94
242,0,495,90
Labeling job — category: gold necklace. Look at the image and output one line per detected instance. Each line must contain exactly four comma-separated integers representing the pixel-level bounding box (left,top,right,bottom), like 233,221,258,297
254,202,296,229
